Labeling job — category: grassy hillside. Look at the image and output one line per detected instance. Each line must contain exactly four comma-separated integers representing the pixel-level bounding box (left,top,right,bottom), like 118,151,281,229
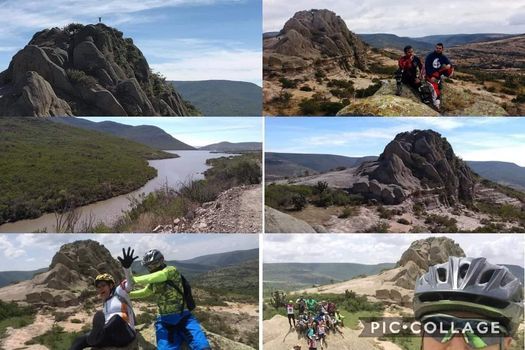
171,80,262,116
264,262,395,292
183,248,258,267
194,259,259,302
53,118,196,150
0,118,174,224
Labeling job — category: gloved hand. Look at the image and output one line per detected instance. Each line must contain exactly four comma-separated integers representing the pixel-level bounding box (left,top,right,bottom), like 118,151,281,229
118,247,138,268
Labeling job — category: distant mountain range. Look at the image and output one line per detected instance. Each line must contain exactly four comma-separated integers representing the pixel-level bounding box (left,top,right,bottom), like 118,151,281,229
358,33,518,52
264,262,395,291
467,161,525,191
265,152,377,180
266,152,525,191
264,262,523,292
53,118,195,150
200,141,262,152
171,80,262,116
0,268,48,288
0,248,258,288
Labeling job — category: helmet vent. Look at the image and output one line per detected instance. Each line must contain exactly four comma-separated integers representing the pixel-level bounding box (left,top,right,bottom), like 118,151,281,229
479,269,495,284
459,263,470,279
437,267,447,283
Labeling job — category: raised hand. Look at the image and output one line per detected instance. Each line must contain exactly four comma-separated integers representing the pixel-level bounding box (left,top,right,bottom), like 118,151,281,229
118,247,138,268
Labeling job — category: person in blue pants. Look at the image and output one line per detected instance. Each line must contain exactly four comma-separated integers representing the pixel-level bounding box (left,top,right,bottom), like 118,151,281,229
128,248,211,350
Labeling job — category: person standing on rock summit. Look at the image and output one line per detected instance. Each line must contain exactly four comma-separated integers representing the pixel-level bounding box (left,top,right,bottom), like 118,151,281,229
414,257,523,350
69,248,137,350
424,43,454,110
129,248,211,350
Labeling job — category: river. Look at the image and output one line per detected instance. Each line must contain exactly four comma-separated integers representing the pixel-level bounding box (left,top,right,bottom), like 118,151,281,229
0,150,234,233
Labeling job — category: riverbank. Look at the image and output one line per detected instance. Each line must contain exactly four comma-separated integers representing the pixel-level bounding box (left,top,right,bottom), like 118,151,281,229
0,118,174,226
100,152,262,232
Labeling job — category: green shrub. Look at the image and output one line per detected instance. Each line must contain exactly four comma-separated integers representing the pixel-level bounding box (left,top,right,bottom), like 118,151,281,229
279,77,298,89
66,69,99,88
339,206,358,218
355,82,382,98
424,214,458,233
300,85,313,92
397,218,411,225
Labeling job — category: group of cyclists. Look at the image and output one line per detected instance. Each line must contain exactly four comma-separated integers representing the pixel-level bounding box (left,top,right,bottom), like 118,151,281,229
285,297,345,350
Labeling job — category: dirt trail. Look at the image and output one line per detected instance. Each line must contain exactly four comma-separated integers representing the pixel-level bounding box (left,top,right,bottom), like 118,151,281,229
186,184,262,233
264,315,384,350
0,313,54,350
207,302,259,317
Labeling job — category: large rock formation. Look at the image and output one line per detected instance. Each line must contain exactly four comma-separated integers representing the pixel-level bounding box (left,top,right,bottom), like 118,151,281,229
392,237,465,289
264,9,368,73
350,129,478,205
0,240,122,307
0,23,197,116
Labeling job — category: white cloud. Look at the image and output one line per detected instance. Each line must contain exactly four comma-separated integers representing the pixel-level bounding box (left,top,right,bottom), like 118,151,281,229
0,234,258,271
264,234,524,266
263,0,525,36
0,235,26,259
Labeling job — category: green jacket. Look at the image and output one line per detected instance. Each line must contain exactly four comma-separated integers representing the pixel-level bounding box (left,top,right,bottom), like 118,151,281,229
130,265,185,315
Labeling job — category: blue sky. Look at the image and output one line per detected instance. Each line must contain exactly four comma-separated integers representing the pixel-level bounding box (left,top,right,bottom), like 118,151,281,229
264,234,524,266
0,0,262,85
0,234,258,271
83,117,262,147
264,0,525,36
266,117,525,166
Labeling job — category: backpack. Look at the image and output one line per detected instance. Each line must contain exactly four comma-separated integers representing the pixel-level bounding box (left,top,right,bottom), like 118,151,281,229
167,274,196,311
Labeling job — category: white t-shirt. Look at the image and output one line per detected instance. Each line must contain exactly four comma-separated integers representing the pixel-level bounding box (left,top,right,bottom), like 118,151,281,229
287,304,294,314
102,269,135,330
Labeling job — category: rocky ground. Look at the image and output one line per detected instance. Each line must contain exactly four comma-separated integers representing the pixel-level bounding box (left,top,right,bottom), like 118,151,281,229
153,184,262,233
263,314,393,350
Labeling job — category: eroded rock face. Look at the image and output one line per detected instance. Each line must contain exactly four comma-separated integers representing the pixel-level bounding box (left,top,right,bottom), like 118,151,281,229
351,129,477,205
264,9,368,72
0,23,196,116
265,206,317,233
391,237,465,290
1,240,123,307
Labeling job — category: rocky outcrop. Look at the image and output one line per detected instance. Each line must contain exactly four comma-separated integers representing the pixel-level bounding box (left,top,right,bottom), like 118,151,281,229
0,23,197,116
391,237,465,289
0,240,122,307
336,94,439,116
264,9,368,73
336,78,508,116
265,206,317,233
3,71,73,116
351,129,478,205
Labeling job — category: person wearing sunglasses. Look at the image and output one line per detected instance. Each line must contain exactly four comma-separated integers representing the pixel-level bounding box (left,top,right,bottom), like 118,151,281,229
414,257,523,350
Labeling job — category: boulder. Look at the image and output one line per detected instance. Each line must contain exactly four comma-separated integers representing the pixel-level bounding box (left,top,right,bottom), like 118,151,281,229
337,94,440,116
8,71,72,116
265,206,317,233
116,78,156,116
375,289,391,300
7,45,73,93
